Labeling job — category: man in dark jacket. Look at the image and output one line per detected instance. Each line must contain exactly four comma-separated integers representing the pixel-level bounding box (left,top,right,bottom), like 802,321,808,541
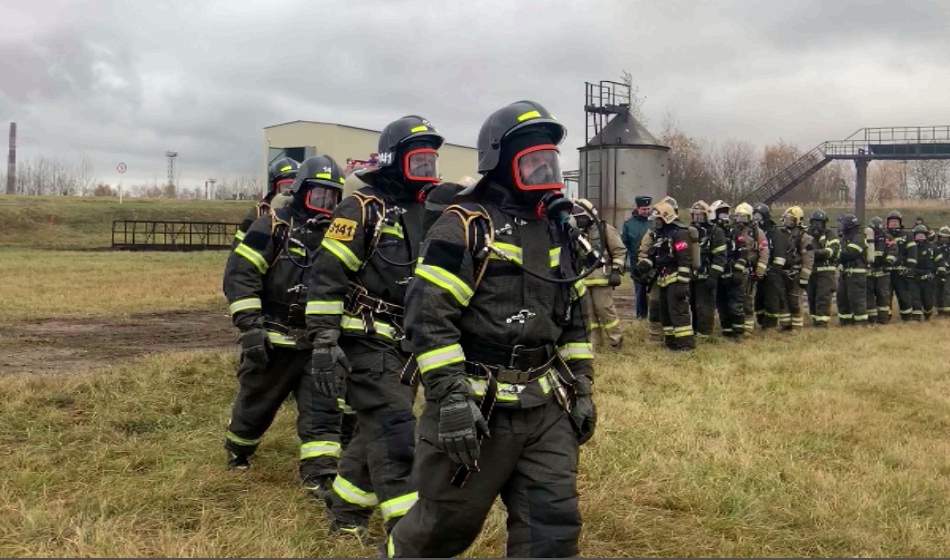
622,196,652,318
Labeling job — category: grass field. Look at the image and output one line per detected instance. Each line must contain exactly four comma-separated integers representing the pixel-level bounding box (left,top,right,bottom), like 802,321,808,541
2,197,950,557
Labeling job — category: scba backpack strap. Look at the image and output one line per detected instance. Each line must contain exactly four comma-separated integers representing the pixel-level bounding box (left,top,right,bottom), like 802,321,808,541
444,203,494,291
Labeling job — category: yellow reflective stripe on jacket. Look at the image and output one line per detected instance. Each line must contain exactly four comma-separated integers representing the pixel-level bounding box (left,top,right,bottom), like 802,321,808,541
379,492,418,522
306,300,344,315
549,247,561,268
559,342,593,361
711,244,726,254
234,229,246,241
229,297,261,315
772,256,787,266
321,238,361,271
332,475,379,507
847,243,863,252
816,265,837,272
340,315,396,340
464,376,523,402
300,440,341,460
583,277,609,286
380,224,404,238
571,280,587,301
235,243,268,274
417,344,465,374
289,246,306,257
416,263,474,306
489,242,523,265
710,264,725,273
226,431,260,446
267,331,298,346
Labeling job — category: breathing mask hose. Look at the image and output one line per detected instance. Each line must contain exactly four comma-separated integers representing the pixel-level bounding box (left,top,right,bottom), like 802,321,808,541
284,216,330,269
484,192,607,285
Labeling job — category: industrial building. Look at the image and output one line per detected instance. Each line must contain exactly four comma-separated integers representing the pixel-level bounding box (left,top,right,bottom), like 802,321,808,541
578,81,670,229
263,120,478,184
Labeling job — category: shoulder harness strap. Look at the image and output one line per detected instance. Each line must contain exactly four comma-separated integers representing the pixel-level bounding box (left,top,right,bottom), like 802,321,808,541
267,208,293,268
350,189,386,272
444,203,494,291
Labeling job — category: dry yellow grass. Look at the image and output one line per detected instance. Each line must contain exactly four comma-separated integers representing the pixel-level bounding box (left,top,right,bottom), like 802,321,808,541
0,248,227,320
2,319,950,557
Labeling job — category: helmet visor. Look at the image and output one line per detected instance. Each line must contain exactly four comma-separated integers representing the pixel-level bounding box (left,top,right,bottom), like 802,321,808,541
304,182,341,215
274,178,294,194
735,213,750,224
886,217,901,230
782,215,797,228
512,144,563,191
404,148,440,182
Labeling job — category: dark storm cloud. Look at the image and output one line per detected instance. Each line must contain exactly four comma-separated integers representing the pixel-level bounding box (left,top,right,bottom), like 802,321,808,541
1,0,949,186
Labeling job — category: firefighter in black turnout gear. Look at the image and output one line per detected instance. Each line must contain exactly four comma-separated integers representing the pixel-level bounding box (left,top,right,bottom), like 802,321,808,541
753,203,789,329
806,209,840,327
886,210,918,321
232,157,300,249
306,116,443,538
710,200,744,338
689,201,727,337
222,154,347,494
866,217,896,324
937,227,950,316
390,101,595,558
651,200,696,350
911,224,937,320
836,213,869,325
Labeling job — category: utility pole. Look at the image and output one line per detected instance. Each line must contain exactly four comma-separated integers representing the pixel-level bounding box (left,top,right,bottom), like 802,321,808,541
6,122,16,195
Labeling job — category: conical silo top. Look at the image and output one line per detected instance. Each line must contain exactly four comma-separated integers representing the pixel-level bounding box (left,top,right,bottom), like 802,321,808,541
587,109,665,148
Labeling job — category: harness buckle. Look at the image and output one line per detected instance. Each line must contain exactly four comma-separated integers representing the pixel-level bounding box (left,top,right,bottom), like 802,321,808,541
508,344,526,369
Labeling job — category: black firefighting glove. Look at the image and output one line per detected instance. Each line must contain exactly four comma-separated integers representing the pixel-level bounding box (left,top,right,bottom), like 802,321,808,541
570,377,596,445
633,259,652,280
608,268,623,287
311,344,351,398
240,327,271,372
438,392,490,469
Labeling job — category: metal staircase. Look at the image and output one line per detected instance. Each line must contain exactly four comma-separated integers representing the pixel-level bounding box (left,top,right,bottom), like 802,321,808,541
741,125,950,204
582,80,631,215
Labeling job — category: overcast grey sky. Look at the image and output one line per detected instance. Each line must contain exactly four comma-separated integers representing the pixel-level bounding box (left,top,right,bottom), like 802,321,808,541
2,0,948,187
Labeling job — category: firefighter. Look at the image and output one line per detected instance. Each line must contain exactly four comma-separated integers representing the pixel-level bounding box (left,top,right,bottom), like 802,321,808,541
836,213,869,326
732,203,769,335
886,210,918,321
389,100,595,558
688,200,727,337
649,200,695,350
710,200,742,338
806,209,839,328
753,203,788,330
911,224,937,320
306,115,444,538
866,216,897,324
936,226,950,316
222,154,347,496
777,206,813,330
576,198,627,348
632,222,661,337
232,157,300,248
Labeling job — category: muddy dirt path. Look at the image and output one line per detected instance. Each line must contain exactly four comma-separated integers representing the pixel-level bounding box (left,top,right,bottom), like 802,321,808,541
1,309,236,375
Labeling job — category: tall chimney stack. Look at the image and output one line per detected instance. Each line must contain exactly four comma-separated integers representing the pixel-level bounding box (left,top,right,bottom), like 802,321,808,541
6,122,15,195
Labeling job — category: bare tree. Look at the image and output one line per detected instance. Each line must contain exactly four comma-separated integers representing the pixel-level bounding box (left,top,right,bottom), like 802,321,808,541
867,160,903,206
619,70,648,126
710,139,760,202
910,160,950,200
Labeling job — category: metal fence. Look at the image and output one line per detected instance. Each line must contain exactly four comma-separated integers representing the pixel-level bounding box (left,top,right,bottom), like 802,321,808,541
111,220,240,251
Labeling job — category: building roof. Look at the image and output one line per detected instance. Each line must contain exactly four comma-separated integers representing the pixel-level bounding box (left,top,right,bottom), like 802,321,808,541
264,119,477,150
585,110,667,148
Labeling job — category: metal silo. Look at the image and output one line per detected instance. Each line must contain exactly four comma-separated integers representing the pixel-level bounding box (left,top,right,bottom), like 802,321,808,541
578,81,669,229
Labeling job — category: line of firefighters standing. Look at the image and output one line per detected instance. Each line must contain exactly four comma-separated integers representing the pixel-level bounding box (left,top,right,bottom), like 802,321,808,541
619,197,950,351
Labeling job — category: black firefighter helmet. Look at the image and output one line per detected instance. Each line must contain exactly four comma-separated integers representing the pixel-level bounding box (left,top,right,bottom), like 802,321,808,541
267,157,300,196
476,100,566,193
290,155,345,216
359,115,444,185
